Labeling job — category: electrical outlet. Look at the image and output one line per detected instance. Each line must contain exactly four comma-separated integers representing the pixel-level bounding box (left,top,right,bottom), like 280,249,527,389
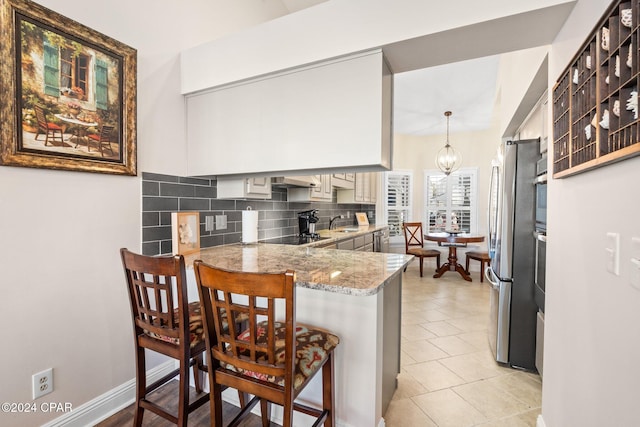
205,216,214,232
216,215,227,230
32,368,53,399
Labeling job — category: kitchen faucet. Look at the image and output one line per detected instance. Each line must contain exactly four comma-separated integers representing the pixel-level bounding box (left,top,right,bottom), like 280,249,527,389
329,215,344,230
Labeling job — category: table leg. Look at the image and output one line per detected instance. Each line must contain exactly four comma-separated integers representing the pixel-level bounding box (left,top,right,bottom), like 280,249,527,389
432,246,473,281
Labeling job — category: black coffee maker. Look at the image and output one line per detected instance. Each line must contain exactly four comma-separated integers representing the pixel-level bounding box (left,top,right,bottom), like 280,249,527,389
298,209,319,238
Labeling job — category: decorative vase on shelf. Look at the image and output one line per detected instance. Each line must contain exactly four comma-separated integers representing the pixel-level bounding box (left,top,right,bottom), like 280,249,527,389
602,27,610,51
600,109,610,129
628,43,633,68
621,9,632,28
615,55,620,78
626,90,638,119
613,99,621,117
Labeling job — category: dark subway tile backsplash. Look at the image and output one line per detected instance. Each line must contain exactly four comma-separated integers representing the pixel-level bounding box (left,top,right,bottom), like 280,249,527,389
141,172,376,256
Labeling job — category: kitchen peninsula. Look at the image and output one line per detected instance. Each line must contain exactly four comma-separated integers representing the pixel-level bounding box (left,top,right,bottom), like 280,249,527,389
183,240,413,427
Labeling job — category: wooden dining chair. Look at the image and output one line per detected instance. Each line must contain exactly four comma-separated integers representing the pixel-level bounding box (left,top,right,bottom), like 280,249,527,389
194,261,340,427
403,222,441,277
465,250,491,282
34,105,64,146
120,248,209,427
87,124,115,156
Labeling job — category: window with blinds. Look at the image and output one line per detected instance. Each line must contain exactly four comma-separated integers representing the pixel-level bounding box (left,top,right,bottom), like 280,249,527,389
384,171,412,242
425,168,478,233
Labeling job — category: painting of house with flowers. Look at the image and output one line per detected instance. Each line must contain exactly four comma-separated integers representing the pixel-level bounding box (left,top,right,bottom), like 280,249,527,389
18,12,123,161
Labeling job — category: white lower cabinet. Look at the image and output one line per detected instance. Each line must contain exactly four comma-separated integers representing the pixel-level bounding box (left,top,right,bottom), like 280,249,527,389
217,177,272,199
329,233,374,252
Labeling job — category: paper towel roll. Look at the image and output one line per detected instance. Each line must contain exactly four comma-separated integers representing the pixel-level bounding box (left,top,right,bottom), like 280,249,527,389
242,210,259,244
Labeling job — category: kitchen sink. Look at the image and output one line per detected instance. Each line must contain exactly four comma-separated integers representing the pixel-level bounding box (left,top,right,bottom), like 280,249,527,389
339,228,360,232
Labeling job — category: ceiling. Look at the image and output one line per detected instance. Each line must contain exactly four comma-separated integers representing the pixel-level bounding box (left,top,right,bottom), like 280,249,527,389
393,55,500,136
280,0,499,137
276,1,574,137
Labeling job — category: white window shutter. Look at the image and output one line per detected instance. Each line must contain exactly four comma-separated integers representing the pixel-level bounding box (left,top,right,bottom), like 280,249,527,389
425,168,478,234
384,171,412,242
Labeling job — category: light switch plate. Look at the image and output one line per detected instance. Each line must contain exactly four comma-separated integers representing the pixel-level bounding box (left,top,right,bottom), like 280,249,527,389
216,215,227,230
631,237,640,289
205,216,214,232
605,232,620,275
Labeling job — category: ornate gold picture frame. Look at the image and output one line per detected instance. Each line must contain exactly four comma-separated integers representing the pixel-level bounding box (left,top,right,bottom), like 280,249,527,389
0,0,137,175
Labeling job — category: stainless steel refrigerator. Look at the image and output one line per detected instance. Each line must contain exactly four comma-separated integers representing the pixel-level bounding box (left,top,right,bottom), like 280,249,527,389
486,138,539,370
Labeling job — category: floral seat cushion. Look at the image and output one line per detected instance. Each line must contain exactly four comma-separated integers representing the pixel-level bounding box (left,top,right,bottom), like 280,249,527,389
220,321,340,392
146,303,248,349
144,301,205,348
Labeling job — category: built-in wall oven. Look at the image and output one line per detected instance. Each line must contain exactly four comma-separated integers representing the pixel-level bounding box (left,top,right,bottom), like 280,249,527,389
534,156,547,376
535,157,547,233
534,156,547,311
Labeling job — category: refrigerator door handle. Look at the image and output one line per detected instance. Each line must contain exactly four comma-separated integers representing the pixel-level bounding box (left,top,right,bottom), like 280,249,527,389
487,164,500,259
485,266,500,290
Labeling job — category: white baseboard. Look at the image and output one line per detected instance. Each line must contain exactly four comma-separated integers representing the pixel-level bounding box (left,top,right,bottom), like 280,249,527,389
41,361,175,427
537,413,547,427
43,360,358,427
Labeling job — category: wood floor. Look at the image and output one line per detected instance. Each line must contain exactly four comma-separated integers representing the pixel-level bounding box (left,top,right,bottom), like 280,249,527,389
95,380,274,427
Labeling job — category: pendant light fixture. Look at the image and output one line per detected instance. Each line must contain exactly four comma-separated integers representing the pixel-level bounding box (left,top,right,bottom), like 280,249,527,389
435,111,462,175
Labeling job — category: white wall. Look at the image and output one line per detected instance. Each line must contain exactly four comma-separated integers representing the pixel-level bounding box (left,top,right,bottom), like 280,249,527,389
0,1,290,426
543,0,640,426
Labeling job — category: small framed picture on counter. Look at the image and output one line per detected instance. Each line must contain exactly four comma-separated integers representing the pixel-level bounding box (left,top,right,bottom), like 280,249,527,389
356,212,369,226
171,212,200,255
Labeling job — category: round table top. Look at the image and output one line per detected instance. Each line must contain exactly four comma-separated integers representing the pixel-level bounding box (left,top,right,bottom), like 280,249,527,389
54,114,98,127
425,232,485,244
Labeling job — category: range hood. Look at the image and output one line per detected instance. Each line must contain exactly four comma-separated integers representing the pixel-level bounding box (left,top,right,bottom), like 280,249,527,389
272,176,321,187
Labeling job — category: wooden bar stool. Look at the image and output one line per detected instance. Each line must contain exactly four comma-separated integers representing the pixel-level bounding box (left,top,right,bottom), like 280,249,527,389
464,250,491,282
194,262,340,427
120,248,209,426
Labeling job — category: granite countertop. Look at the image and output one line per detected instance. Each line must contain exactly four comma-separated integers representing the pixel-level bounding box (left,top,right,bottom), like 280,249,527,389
183,240,413,297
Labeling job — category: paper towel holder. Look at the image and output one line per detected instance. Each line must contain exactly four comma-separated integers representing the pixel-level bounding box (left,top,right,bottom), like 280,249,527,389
242,206,259,244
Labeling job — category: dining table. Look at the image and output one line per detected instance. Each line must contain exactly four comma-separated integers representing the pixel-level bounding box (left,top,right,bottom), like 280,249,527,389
54,114,98,148
424,231,485,281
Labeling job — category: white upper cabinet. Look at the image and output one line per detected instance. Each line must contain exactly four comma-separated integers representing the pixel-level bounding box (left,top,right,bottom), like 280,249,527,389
337,172,378,205
287,174,332,202
332,173,355,189
217,177,272,199
185,49,392,177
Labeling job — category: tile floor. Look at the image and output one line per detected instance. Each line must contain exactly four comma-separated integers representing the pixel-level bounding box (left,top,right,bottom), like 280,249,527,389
384,259,542,427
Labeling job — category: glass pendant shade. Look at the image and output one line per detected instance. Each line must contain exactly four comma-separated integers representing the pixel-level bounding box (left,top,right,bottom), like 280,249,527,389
435,111,462,175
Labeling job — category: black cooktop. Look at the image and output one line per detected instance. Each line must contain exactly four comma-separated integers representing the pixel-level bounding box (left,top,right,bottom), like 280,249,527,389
260,235,329,245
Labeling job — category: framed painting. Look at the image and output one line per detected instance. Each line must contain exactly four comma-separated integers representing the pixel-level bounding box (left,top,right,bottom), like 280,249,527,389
0,0,137,175
171,212,200,255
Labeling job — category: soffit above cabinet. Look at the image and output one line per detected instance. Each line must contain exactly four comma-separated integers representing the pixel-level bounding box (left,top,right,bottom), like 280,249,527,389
185,49,392,177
